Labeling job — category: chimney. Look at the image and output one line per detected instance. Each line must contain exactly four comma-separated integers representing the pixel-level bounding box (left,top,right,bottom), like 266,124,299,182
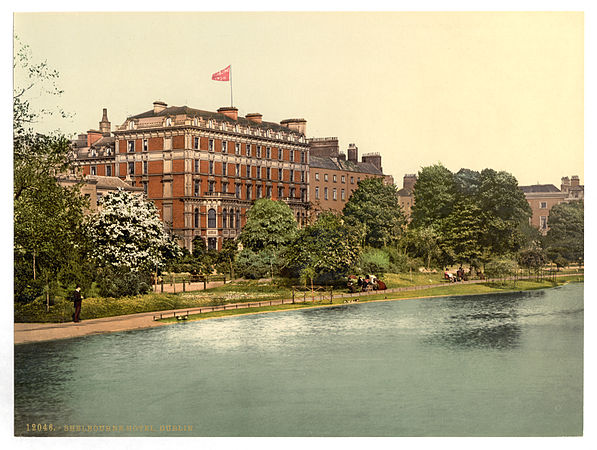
153,101,167,114
280,118,307,135
246,113,263,124
561,176,570,192
99,108,111,135
338,152,346,162
362,152,383,172
218,107,238,121
403,174,417,191
347,143,358,163
571,175,580,187
308,137,339,158
87,129,103,147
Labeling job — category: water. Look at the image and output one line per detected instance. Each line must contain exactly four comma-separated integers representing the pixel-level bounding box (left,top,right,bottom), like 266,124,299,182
14,282,583,436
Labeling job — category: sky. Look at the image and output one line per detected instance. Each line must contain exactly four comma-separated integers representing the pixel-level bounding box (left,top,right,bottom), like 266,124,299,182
13,11,584,187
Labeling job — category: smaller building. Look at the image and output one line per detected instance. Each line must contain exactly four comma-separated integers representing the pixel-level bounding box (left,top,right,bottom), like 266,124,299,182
397,174,417,221
519,175,583,234
59,174,144,212
307,139,387,214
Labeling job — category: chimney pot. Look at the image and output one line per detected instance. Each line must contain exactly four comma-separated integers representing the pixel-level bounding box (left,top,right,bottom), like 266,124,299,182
218,107,238,121
153,101,167,114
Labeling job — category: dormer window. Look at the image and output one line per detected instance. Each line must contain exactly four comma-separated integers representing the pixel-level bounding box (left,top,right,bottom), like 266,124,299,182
90,149,97,157
128,140,135,152
165,117,172,127
208,120,214,129
128,121,135,130
193,118,198,126
235,124,240,132
267,129,272,137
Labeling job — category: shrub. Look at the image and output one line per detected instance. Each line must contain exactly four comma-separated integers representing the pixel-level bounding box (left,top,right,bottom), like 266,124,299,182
96,267,153,298
358,247,390,276
484,258,518,280
234,249,278,279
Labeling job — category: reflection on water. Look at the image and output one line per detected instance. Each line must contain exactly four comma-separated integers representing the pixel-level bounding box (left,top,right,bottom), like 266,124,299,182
14,283,583,437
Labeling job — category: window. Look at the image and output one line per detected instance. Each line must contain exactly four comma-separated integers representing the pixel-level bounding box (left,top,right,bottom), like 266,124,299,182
267,186,272,198
166,117,172,126
194,159,199,173
222,182,228,194
208,120,214,129
333,188,337,200
194,208,199,228
236,164,241,177
193,118,198,126
128,141,135,152
106,165,112,176
350,176,354,184
235,143,241,155
266,167,271,180
230,210,235,229
266,147,271,159
290,187,296,198
209,161,214,174
194,180,200,196
128,162,135,175
246,144,251,157
208,209,216,228
222,163,227,176
90,166,96,175
341,175,345,183
208,139,214,152
540,216,547,230
143,161,148,174
301,152,305,163
290,150,294,162
236,183,241,199
357,177,361,182
278,186,284,198
143,182,148,195
128,121,135,130
324,187,328,200
290,169,294,182
315,187,319,199
315,173,319,181
257,185,262,198
301,189,307,202
540,202,547,209
143,139,148,152
257,146,262,158
324,174,328,182
257,166,262,179
236,210,240,229
333,175,337,183
106,148,113,156
222,141,228,153
208,181,215,194
208,238,217,250
341,189,345,200
194,137,199,149
222,209,227,228
246,185,252,200
278,148,283,161
301,171,305,183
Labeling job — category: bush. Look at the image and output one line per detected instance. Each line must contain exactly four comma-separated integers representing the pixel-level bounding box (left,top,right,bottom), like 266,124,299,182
358,247,390,276
484,258,518,280
234,249,278,279
96,267,153,298
383,246,410,273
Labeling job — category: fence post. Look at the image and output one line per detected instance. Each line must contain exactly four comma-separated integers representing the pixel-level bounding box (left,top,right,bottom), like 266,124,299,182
292,288,295,304
183,279,186,292
161,280,164,293
330,287,333,304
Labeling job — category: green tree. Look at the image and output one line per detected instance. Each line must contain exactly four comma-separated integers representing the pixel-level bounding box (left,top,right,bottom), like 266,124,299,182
544,200,584,265
285,213,361,284
439,201,486,266
517,244,547,275
399,226,442,270
13,37,88,307
410,163,456,228
342,177,405,247
240,199,298,251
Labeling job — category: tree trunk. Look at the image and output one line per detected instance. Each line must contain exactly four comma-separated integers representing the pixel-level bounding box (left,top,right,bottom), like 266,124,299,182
33,250,36,280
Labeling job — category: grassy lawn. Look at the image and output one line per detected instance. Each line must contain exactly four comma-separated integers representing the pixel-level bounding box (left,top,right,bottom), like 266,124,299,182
159,276,583,324
15,274,583,323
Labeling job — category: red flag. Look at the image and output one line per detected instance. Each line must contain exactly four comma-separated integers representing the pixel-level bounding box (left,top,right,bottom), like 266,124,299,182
212,65,230,81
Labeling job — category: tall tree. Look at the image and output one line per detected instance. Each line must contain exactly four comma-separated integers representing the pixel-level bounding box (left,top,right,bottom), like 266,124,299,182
342,177,405,247
239,199,298,251
544,200,584,265
410,163,456,228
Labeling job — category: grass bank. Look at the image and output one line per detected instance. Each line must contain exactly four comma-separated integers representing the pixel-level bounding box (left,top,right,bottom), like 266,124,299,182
158,276,583,324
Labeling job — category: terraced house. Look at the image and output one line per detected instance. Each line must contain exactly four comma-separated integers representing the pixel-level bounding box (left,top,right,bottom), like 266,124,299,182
73,101,310,251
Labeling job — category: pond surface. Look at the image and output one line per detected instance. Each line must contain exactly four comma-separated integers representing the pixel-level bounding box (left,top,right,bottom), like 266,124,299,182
15,282,583,436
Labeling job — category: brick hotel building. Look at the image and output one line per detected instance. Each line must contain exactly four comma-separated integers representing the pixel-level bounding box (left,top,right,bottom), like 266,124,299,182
73,102,310,251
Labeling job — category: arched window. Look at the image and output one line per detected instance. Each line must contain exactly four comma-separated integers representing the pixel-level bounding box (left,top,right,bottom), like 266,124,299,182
166,117,172,126
208,208,216,228
194,208,199,228
222,209,227,228
229,209,234,229
236,210,241,229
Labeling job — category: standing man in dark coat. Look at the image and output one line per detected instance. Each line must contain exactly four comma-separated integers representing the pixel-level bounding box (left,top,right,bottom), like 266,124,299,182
72,286,83,323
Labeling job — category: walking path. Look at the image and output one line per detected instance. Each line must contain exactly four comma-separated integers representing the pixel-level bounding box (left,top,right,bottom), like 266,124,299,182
14,272,582,345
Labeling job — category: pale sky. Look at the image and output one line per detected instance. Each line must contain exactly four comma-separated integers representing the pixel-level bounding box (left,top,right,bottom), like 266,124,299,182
13,11,584,187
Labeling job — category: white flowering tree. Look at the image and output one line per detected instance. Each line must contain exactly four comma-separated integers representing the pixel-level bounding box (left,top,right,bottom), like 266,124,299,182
88,190,182,272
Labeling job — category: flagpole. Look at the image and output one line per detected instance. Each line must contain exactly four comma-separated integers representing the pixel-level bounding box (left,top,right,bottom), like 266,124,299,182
230,65,233,107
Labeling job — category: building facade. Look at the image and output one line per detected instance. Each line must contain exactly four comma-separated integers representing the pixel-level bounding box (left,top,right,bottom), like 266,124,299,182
519,175,584,234
307,138,387,214
74,102,310,251
397,174,417,221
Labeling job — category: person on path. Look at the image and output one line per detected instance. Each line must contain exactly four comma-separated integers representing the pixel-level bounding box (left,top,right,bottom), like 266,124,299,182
72,286,83,323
